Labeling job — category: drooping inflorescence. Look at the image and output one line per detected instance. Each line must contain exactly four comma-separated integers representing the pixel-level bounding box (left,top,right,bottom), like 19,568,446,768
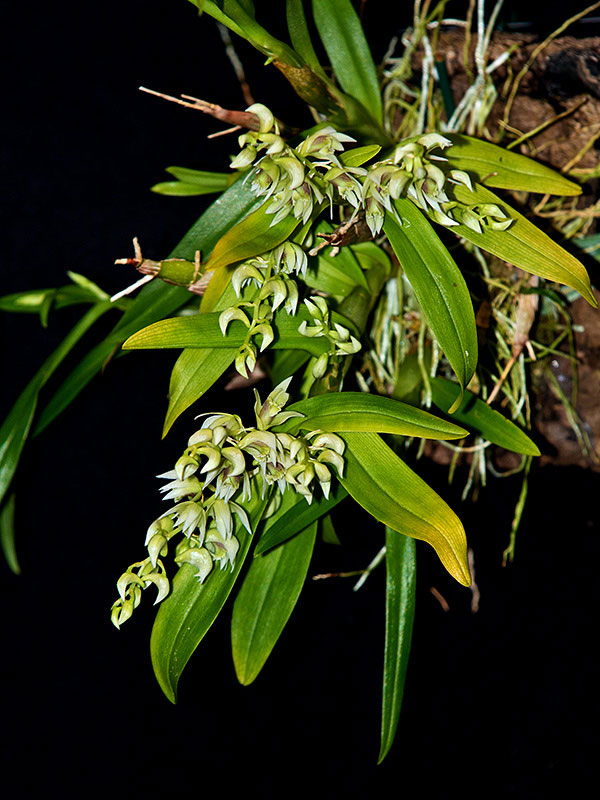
111,378,345,628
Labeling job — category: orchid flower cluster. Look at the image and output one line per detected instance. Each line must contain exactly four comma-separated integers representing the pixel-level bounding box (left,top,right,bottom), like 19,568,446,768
218,242,306,377
218,242,360,381
111,379,345,628
299,296,361,379
230,106,512,240
362,133,512,236
230,103,364,225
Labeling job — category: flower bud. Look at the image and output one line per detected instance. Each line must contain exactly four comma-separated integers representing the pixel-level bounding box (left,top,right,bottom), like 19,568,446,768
312,352,329,379
175,545,214,583
147,532,168,567
175,454,200,481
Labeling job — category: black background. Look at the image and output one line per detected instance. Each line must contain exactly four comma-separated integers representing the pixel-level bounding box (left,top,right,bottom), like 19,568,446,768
1,1,599,796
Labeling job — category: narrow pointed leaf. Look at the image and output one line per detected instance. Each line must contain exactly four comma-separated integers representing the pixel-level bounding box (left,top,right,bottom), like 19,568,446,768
340,144,381,167
254,481,347,555
320,513,340,545
164,277,246,436
449,183,597,307
150,485,271,702
0,284,103,314
312,0,382,123
0,494,20,575
232,521,317,685
195,1,248,39
446,134,581,196
151,181,227,197
384,200,478,408
123,308,331,357
166,166,234,188
163,348,236,436
286,0,326,76
340,432,470,585
152,168,235,196
379,530,416,763
0,384,38,511
212,0,301,64
1,302,111,506
204,202,301,272
430,377,540,456
283,392,468,439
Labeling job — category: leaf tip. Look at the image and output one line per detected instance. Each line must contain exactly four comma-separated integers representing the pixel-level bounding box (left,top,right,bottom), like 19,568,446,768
121,333,138,350
448,388,464,414
453,549,472,588
156,677,178,705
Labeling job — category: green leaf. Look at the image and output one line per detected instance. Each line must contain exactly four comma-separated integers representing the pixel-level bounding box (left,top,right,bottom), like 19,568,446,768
430,377,540,456
123,308,331,357
204,202,301,272
351,241,392,275
33,177,260,436
320,513,340,545
0,384,38,511
282,392,468,439
446,134,581,196
1,302,112,506
449,183,597,307
152,169,234,197
304,256,361,299
0,494,20,575
163,257,255,436
340,144,382,168
254,481,347,555
200,0,301,64
340,432,470,586
195,1,249,39
312,0,383,123
150,483,271,703
384,200,478,409
0,283,106,316
166,167,235,188
304,221,369,297
286,0,326,76
151,181,225,197
379,530,416,764
231,521,317,685
269,348,311,387
163,348,236,437
317,221,369,289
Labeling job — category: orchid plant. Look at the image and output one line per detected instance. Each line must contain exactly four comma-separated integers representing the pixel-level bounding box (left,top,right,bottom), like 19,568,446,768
1,0,596,762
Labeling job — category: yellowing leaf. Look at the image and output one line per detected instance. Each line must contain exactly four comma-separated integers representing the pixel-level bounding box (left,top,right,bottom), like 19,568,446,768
122,309,330,357
450,183,596,307
204,202,301,272
446,134,581,196
340,432,470,586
